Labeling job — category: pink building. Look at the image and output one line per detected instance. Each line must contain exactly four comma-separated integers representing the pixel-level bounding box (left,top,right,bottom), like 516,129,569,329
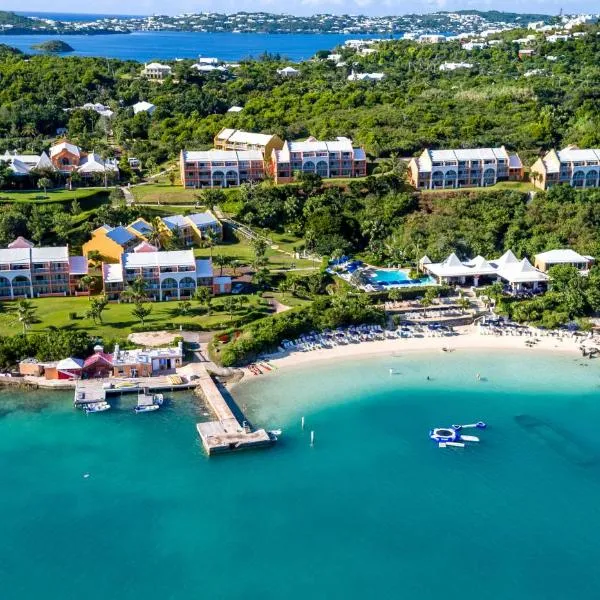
271,137,367,183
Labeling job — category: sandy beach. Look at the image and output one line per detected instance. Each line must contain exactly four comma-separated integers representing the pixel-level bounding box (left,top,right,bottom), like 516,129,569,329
249,325,592,374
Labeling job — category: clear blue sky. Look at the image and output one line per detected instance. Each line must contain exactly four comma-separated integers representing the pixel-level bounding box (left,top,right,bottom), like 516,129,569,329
11,1,598,17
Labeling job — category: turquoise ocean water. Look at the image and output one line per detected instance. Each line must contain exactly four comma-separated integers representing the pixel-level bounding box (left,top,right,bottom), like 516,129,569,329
0,31,394,62
2,350,600,599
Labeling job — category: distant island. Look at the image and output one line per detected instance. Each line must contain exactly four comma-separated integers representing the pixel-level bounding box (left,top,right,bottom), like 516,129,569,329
0,9,558,36
31,40,74,53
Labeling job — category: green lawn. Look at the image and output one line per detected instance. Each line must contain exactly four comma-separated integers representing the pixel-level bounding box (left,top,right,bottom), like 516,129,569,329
0,294,269,339
0,188,109,205
196,235,316,270
421,181,536,194
131,183,203,204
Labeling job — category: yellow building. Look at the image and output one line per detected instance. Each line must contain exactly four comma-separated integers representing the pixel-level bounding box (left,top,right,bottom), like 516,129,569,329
82,224,141,262
213,128,284,162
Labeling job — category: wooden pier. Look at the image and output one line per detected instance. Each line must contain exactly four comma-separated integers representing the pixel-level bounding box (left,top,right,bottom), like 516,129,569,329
73,376,197,406
73,368,275,456
194,366,274,456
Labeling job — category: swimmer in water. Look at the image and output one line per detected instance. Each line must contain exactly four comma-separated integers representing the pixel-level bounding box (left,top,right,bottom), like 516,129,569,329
476,373,481,381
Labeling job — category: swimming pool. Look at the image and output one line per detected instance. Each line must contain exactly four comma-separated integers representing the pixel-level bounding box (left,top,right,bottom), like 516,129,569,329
368,268,434,286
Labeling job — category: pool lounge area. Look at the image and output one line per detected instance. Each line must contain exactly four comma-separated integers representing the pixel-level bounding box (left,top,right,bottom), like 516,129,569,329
328,258,436,291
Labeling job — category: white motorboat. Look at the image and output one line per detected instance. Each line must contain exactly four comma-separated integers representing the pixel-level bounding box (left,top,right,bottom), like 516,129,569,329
134,404,160,414
84,401,110,413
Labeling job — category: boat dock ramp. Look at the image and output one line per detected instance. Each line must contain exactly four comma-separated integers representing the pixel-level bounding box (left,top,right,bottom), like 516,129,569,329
73,376,196,406
74,367,275,456
194,365,274,455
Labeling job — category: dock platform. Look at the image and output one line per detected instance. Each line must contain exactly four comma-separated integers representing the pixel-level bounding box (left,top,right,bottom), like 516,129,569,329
194,366,274,455
74,376,197,406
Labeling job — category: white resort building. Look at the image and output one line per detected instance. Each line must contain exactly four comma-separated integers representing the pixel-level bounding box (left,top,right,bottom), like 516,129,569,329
102,249,230,301
529,146,600,190
533,249,594,273
421,250,549,293
409,146,524,189
0,238,88,299
141,62,172,80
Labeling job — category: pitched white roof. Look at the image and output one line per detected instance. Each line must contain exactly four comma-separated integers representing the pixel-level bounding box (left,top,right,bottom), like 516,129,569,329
227,106,243,112
216,129,275,146
123,250,196,269
57,357,84,370
182,149,263,162
0,246,69,266
430,147,509,162
534,249,592,264
103,262,124,283
493,249,519,266
50,141,80,158
8,237,34,249
280,136,355,155
498,258,549,283
69,256,89,275
424,250,548,284
195,259,213,278
556,147,600,163
78,153,119,173
145,62,171,70
133,101,156,114
187,211,219,227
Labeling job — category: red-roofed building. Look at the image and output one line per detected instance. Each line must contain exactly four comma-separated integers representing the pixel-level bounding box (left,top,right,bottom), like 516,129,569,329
82,345,113,378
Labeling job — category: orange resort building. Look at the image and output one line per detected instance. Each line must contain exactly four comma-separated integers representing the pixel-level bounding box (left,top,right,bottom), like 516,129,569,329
421,249,549,293
102,248,231,301
408,146,523,189
213,128,284,160
83,211,222,261
271,137,367,184
180,150,265,188
0,237,88,299
530,146,600,190
2,139,119,180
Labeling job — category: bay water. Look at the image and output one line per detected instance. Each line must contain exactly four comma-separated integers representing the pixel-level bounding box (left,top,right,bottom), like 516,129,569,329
0,31,394,62
1,350,600,599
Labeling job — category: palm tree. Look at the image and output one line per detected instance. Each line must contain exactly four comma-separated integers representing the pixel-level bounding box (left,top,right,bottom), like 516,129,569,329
204,228,218,259
86,250,103,271
15,300,36,335
223,297,238,321
176,300,192,316
78,275,94,299
457,296,471,314
90,294,109,323
37,177,52,197
21,123,36,138
230,259,241,276
214,254,230,276
121,276,148,304
195,286,212,315
146,218,164,249
278,278,292,300
132,302,152,327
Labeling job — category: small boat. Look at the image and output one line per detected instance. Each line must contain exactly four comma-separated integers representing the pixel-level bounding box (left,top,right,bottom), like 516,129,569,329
268,429,282,441
135,389,163,413
84,401,110,413
134,404,160,413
